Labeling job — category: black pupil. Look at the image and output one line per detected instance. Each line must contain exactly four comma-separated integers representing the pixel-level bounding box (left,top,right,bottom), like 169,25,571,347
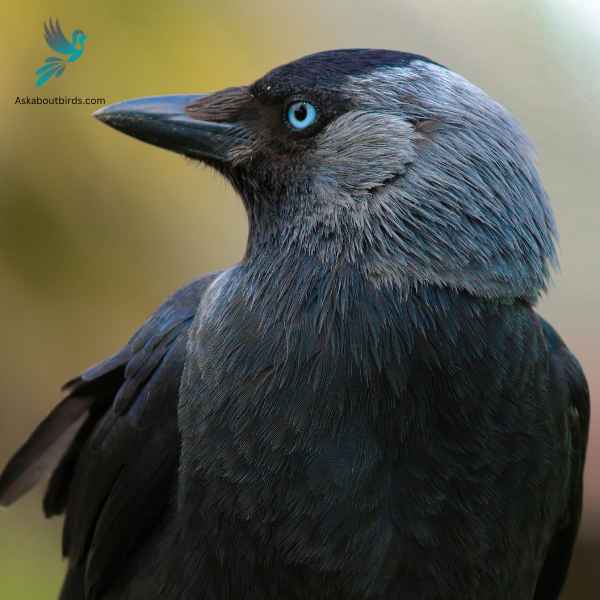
294,103,308,122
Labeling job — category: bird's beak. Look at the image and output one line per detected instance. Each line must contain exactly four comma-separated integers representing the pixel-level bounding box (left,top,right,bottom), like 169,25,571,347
93,94,246,163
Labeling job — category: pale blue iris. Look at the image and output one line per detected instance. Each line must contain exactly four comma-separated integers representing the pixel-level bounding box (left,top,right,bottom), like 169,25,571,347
287,101,317,129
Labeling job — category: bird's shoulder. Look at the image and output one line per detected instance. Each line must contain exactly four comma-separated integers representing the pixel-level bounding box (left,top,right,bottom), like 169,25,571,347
58,272,222,599
0,272,221,599
379,298,589,597
532,316,589,599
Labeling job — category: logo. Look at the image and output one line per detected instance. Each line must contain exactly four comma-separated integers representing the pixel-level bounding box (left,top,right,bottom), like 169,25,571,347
35,18,87,88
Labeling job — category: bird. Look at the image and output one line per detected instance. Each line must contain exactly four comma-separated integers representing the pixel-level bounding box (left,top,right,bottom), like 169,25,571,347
0,49,589,600
35,18,87,87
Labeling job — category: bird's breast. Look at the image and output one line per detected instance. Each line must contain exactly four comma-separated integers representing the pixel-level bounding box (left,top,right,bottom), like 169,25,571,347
171,272,569,598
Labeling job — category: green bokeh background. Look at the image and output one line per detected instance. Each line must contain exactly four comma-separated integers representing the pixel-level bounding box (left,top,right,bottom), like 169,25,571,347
1,1,598,597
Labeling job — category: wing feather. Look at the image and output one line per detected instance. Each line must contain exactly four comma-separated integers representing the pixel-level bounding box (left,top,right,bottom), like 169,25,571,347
533,319,590,599
0,395,92,505
0,274,219,600
43,18,74,55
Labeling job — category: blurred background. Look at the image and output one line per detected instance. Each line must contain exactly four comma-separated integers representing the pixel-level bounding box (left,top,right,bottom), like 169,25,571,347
1,0,598,597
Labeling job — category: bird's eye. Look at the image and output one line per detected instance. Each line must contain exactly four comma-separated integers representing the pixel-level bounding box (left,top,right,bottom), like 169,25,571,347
286,101,318,130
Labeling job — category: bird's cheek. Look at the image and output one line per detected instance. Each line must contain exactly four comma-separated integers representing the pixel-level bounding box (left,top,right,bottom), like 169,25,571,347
310,112,416,195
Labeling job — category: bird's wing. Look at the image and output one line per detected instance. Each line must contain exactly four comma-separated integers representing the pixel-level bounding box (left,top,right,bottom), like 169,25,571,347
533,319,590,600
381,299,589,597
43,18,74,55
0,274,219,600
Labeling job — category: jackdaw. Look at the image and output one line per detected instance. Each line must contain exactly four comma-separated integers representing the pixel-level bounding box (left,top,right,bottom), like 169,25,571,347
0,49,589,600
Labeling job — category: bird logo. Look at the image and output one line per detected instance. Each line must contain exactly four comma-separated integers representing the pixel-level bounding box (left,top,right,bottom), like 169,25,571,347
35,18,87,87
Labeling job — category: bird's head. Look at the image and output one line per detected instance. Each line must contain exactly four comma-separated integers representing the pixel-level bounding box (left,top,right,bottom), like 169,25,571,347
94,49,557,301
72,29,87,48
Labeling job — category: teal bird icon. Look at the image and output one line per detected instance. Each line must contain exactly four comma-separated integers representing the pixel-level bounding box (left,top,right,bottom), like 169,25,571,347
35,18,87,87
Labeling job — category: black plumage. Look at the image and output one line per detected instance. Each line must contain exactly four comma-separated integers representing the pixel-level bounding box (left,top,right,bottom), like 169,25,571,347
0,49,589,599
